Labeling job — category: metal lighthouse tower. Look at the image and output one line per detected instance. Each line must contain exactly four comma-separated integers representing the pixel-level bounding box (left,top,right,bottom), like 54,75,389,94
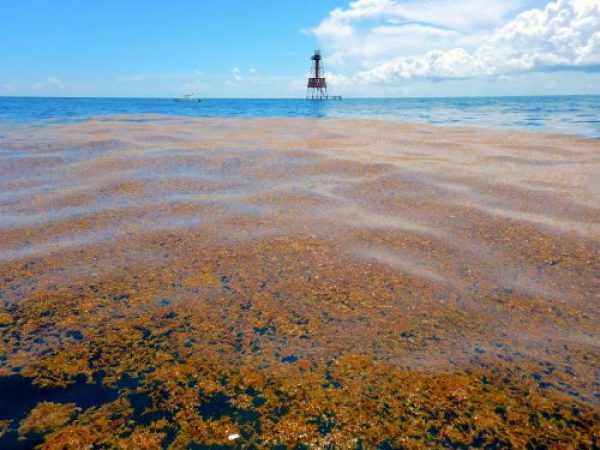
307,50,327,100
306,50,342,100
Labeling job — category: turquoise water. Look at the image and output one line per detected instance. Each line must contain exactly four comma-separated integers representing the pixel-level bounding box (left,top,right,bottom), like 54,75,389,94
1,96,599,138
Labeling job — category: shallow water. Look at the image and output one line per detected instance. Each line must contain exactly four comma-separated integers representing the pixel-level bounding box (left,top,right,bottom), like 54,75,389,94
1,95,600,138
0,116,599,448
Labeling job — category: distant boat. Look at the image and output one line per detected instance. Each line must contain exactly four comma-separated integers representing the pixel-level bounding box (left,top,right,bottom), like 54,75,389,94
174,93,202,102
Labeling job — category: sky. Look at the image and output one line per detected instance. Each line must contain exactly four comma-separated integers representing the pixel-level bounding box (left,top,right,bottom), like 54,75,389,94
0,0,599,98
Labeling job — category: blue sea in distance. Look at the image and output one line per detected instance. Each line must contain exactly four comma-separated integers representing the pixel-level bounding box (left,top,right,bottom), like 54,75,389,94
0,95,599,138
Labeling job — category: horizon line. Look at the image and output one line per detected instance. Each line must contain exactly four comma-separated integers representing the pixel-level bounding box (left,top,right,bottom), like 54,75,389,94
1,94,599,100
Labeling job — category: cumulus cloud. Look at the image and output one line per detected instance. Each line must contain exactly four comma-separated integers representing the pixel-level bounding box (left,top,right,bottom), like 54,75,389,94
313,0,600,85
311,0,526,67
314,0,524,35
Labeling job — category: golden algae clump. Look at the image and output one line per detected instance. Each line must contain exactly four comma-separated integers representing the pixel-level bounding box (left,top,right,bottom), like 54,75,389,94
0,313,12,326
19,402,79,436
0,420,10,438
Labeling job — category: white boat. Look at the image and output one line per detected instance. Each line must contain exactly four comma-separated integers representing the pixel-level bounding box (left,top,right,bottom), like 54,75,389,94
174,93,202,102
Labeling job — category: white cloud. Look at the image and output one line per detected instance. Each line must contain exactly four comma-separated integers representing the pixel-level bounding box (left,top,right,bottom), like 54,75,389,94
325,0,524,30
313,0,600,85
32,76,65,92
46,77,64,89
231,67,243,81
115,71,208,96
311,0,527,68
112,69,303,98
116,72,185,82
324,72,353,87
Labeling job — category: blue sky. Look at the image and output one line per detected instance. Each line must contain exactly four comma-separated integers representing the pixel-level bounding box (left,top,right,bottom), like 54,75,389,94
1,0,599,97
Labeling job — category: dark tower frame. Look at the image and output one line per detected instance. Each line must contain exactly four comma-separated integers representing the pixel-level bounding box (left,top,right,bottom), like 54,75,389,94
307,50,328,100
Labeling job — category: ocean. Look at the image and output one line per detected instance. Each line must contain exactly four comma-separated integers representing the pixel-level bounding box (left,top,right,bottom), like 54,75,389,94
0,95,599,138
1,97,599,447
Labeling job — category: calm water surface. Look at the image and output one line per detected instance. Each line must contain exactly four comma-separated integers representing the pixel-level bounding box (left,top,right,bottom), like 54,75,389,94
0,95,599,138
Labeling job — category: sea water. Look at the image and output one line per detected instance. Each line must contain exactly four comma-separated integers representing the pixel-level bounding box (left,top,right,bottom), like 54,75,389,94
0,95,599,138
